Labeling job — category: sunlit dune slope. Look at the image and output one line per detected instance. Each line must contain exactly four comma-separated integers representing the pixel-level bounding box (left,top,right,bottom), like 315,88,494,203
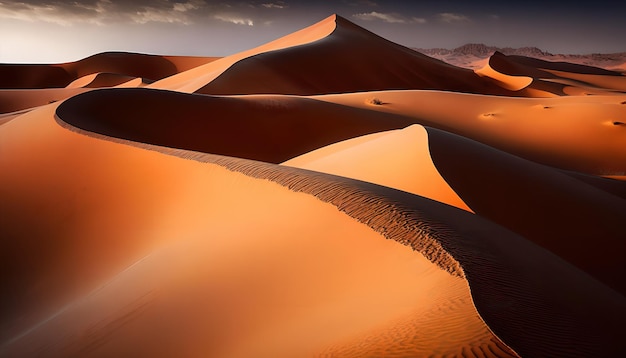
191,15,520,96
315,90,626,176
0,88,90,114
283,124,472,212
56,88,415,163
65,73,145,89
283,119,626,293
149,14,338,93
0,104,515,357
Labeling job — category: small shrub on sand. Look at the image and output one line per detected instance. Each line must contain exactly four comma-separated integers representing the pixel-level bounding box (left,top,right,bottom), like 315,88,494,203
368,97,384,105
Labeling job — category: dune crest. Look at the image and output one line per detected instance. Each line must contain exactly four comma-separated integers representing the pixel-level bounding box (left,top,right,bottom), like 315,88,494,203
283,124,472,212
148,15,338,93
474,54,533,91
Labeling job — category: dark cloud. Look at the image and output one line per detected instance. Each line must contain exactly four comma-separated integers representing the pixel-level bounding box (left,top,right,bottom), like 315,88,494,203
1,0,625,62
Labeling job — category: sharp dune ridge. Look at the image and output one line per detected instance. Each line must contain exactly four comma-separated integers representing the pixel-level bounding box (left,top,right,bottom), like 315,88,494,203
49,117,626,357
2,13,626,357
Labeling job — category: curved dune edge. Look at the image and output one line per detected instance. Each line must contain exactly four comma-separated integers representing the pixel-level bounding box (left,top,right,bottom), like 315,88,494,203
282,124,473,212
65,72,141,89
0,108,516,357
53,115,464,278
54,114,626,356
474,60,533,91
148,15,338,93
54,88,417,164
426,126,626,294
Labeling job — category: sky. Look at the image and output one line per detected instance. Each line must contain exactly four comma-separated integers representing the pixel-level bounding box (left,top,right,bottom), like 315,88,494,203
1,0,625,63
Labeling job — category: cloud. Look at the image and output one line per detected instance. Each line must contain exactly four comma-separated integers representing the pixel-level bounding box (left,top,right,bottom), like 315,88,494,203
214,14,254,26
411,17,427,24
438,12,470,23
261,2,287,9
344,0,378,6
131,1,204,25
0,0,107,26
0,0,208,25
353,11,405,23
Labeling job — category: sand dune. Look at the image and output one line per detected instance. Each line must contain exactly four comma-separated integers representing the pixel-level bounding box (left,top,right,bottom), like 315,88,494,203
0,103,515,357
283,124,472,212
315,90,626,176
2,13,626,358
0,88,90,114
56,88,416,164
192,15,521,96
66,73,146,89
0,52,217,89
486,51,626,95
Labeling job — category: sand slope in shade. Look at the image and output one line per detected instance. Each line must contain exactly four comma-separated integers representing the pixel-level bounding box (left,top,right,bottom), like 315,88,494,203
0,104,515,357
426,127,626,294
283,124,472,212
56,88,416,164
315,90,626,176
148,14,338,93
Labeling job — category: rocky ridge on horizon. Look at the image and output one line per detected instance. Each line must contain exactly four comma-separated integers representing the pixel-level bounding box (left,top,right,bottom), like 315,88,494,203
414,43,626,71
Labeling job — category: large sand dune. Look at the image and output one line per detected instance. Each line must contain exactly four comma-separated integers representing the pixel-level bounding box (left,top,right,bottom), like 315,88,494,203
2,14,625,357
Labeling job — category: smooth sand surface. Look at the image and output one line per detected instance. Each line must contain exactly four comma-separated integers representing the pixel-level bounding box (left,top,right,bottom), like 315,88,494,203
0,88,90,113
2,12,626,358
0,104,514,357
283,124,472,212
314,90,626,176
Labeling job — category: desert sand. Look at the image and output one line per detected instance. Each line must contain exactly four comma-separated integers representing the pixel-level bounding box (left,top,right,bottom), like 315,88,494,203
1,14,625,357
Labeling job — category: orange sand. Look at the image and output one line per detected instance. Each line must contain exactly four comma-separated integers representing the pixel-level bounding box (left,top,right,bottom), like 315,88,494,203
2,13,625,358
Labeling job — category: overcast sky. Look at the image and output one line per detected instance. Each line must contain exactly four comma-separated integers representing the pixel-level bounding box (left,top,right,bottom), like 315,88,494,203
1,0,625,63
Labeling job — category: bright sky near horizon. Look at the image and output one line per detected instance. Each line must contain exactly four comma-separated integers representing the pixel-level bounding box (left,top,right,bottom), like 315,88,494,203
1,0,625,63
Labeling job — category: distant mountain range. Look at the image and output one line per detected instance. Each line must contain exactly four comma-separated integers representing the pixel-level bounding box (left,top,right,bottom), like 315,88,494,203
414,43,626,72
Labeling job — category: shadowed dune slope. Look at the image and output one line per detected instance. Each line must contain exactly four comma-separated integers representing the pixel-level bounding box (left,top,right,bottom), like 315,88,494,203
148,14,338,93
426,127,626,294
195,16,521,96
0,64,72,89
0,53,217,89
56,88,416,163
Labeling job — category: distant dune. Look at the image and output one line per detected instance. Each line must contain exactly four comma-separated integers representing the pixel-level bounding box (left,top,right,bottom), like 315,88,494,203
417,43,626,72
1,14,625,358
